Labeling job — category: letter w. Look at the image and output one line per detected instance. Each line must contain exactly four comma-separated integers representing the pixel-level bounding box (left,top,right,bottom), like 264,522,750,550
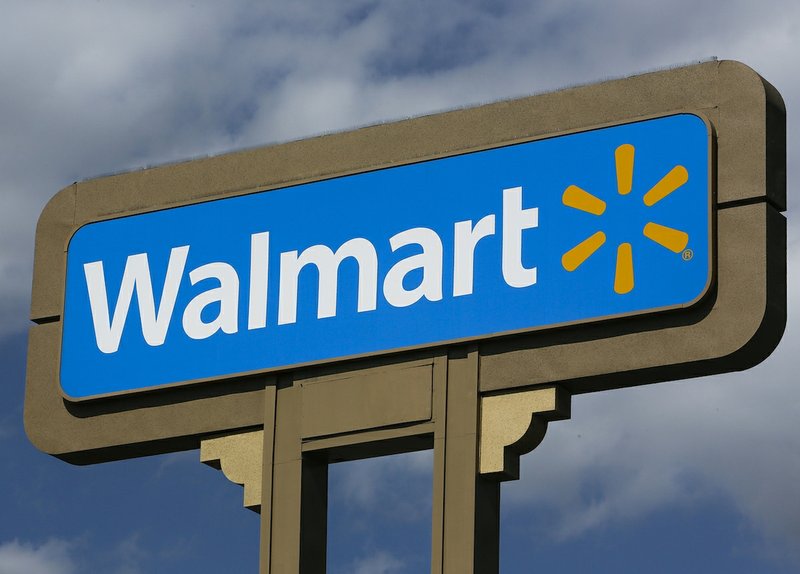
83,246,189,353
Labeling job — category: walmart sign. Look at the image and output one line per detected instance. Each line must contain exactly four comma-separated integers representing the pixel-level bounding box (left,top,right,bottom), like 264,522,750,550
61,114,711,399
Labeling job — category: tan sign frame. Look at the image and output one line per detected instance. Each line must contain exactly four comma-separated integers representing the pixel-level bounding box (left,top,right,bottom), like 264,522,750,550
25,60,786,465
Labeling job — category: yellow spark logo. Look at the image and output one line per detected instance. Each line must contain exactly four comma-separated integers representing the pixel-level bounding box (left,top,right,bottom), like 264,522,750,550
561,144,690,294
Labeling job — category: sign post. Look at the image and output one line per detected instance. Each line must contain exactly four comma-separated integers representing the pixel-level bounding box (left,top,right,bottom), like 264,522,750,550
26,60,786,573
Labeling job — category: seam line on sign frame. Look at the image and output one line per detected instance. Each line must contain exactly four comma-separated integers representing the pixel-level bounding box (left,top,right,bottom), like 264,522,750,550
717,196,778,211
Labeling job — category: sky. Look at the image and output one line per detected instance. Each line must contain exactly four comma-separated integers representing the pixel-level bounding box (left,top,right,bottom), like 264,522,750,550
0,1,798,573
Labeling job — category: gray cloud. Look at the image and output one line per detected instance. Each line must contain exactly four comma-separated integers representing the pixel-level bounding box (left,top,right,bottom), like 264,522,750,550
331,450,432,523
505,247,800,558
2,0,797,334
106,533,147,574
0,539,75,574
153,450,198,480
350,550,404,574
1,0,798,567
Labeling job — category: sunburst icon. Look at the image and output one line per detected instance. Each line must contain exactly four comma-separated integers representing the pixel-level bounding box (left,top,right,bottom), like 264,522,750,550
560,144,691,294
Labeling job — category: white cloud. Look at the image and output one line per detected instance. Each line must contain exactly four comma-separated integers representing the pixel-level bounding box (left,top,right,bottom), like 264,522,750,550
152,450,197,480
332,450,432,522
0,539,75,574
1,0,799,568
1,0,798,338
505,248,800,556
350,550,404,574
107,533,147,574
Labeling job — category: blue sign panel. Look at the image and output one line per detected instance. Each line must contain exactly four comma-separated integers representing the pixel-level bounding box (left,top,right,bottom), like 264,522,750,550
61,114,711,399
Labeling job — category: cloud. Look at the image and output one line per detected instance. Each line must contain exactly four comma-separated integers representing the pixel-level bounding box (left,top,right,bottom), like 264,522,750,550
504,247,800,558
106,533,148,574
1,0,798,339
331,450,432,522
152,450,197,480
1,2,798,569
0,535,155,574
349,550,404,574
0,539,75,574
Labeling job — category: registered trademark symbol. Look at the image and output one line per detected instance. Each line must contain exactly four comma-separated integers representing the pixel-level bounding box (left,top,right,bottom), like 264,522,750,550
682,249,693,261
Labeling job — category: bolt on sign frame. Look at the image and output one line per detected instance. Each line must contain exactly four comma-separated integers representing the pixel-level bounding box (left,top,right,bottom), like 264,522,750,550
25,60,786,573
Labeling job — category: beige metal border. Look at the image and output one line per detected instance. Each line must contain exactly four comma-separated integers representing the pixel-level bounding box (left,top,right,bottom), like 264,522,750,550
25,60,786,463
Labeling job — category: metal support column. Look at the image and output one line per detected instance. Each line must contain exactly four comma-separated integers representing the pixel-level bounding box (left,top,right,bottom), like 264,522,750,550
261,378,328,574
432,346,500,574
